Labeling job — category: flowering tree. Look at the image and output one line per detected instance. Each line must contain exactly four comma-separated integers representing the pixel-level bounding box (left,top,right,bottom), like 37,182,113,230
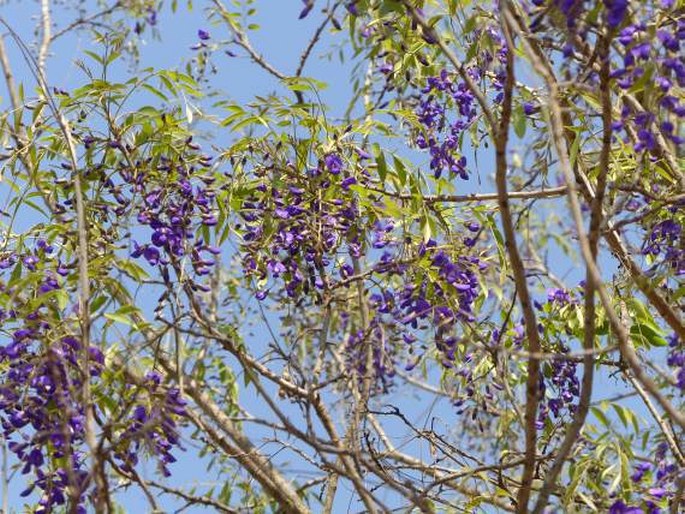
0,0,683,512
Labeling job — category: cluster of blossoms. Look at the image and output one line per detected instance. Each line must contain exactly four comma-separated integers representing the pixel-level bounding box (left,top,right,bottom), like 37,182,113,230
0,236,187,510
128,137,220,284
414,69,476,179
611,16,685,153
531,0,684,158
490,287,582,429
0,122,207,509
2,325,98,513
642,217,684,277
529,0,628,32
537,344,579,425
238,146,488,392
239,150,367,300
612,441,682,513
666,334,685,391
391,241,484,329
337,234,487,393
342,318,397,393
540,289,581,421
112,372,187,478
412,24,508,180
491,286,582,428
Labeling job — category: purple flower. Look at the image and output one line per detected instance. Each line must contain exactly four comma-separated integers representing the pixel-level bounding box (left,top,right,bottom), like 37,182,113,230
355,148,372,160
631,462,651,482
547,288,572,305
299,0,314,19
604,0,628,28
143,246,161,266
648,487,667,499
341,177,357,190
197,29,210,40
619,25,638,45
608,500,643,514
378,62,393,74
23,255,39,271
466,221,480,233
324,153,343,175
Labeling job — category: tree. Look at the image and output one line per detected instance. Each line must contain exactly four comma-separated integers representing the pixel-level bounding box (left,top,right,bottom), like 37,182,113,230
0,0,683,512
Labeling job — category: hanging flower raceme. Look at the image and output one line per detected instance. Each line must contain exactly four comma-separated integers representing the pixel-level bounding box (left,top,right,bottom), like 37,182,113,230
128,138,220,285
238,150,369,301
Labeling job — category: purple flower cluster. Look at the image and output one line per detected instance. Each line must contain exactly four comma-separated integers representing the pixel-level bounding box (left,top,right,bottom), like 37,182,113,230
340,240,485,391
343,322,396,393
642,219,684,277
1,328,99,512
604,0,629,28
240,152,365,300
546,287,574,306
394,241,484,329
532,0,631,33
237,143,488,392
611,18,685,152
527,288,582,427
0,241,187,510
666,333,685,390
412,24,511,180
538,345,579,425
112,372,186,478
414,69,475,180
128,138,219,282
615,441,683,512
0,241,101,512
1,310,186,510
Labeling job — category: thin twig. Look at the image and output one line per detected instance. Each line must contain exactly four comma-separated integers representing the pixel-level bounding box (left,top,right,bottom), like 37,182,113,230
366,185,569,204
625,373,685,466
143,476,240,514
295,1,342,77
50,2,122,42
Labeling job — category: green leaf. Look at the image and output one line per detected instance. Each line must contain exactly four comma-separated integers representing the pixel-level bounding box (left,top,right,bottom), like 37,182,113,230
630,322,667,348
393,155,408,187
513,104,527,138
117,259,150,281
569,131,582,169
141,83,169,102
104,312,137,329
591,406,610,428
376,149,388,184
90,295,108,314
